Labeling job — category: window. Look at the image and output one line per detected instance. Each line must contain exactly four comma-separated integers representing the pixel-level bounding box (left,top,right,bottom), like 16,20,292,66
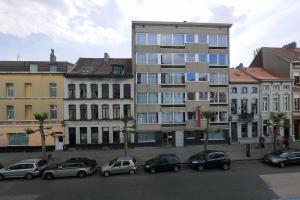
263,85,270,91
198,54,208,63
187,112,196,120
219,92,227,103
186,54,195,62
124,104,131,118
137,113,147,124
161,73,172,84
199,92,209,101
162,92,173,104
25,105,32,120
122,161,130,166
136,33,146,44
251,98,258,114
8,133,29,146
198,73,208,81
252,122,258,137
25,83,32,97
80,127,87,144
102,105,109,119
68,84,75,98
137,93,147,104
80,104,87,120
252,87,257,93
148,93,158,104
136,52,147,64
113,104,120,119
187,92,196,101
30,64,38,72
283,85,290,90
148,53,158,64
148,113,158,123
262,96,269,112
124,84,131,99
218,54,228,65
231,99,237,114
174,92,185,104
283,95,289,111
161,34,172,46
218,35,227,47
91,104,99,120
91,84,98,98
174,112,185,123
242,87,247,94
50,65,57,72
6,83,14,97
49,83,57,97
137,132,156,143
173,34,184,45
148,73,157,84
241,99,248,114
295,98,300,110
273,85,280,90
209,73,228,85
241,123,248,138
173,72,185,84
91,127,98,144
210,92,218,103
161,53,172,64
137,73,147,84
208,35,218,47
68,105,76,120
112,65,123,75
7,105,14,120
198,34,207,44
294,76,300,85
147,33,157,45
113,84,120,99
209,54,218,65
79,84,87,98
173,53,185,65
102,84,109,99
263,120,269,136
162,112,173,123
186,34,195,43
219,112,227,122
50,105,57,119
187,72,196,81
273,95,279,111
231,87,237,93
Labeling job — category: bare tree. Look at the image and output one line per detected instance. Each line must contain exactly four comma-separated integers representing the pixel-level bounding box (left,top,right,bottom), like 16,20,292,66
253,48,261,57
121,116,135,156
202,111,214,150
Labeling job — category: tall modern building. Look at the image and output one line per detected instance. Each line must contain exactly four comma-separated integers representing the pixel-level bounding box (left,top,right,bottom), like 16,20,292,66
132,21,231,147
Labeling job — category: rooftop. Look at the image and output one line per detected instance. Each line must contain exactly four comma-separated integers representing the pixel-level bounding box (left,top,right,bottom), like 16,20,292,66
229,68,258,83
242,67,291,81
132,20,232,28
265,47,300,62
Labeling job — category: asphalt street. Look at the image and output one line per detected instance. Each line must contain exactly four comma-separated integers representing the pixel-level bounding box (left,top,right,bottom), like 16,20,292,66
0,160,300,200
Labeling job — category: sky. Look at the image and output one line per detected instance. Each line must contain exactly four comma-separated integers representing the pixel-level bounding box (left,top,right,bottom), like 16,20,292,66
0,0,299,67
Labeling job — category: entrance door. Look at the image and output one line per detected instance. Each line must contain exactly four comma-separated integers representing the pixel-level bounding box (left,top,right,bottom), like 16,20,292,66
295,120,300,140
55,133,64,150
162,132,173,146
231,122,238,143
102,127,109,145
69,128,76,147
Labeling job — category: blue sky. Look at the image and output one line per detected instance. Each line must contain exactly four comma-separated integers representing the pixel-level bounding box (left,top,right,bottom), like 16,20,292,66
0,0,300,66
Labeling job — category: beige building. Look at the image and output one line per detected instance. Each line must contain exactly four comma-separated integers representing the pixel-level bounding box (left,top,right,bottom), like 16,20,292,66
0,50,72,151
132,21,231,146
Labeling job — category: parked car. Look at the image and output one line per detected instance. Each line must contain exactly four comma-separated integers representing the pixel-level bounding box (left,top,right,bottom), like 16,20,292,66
101,156,137,177
43,161,93,180
188,150,231,171
144,154,181,173
0,158,48,180
64,157,97,173
0,163,3,169
263,148,300,168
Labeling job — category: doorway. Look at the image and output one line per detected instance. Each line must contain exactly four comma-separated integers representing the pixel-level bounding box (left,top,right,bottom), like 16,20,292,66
69,128,76,147
162,132,174,146
102,127,109,145
231,122,238,142
55,132,64,150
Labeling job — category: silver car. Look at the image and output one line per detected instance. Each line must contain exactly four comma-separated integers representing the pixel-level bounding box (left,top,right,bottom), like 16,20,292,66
0,158,48,180
43,162,93,180
101,156,137,177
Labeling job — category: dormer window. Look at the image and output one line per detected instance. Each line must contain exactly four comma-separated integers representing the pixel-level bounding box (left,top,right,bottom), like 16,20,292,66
50,65,57,72
112,65,124,75
30,64,38,72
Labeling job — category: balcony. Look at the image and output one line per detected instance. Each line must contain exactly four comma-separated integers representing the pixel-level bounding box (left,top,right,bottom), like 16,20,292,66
238,113,254,122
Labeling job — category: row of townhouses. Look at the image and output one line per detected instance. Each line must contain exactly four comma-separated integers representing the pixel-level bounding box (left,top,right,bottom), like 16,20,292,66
0,21,298,151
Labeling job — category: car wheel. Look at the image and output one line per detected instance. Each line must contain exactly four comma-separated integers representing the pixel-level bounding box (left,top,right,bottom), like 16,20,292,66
0,174,4,181
198,165,204,172
279,162,285,168
150,168,156,174
25,173,33,180
174,166,179,172
77,171,87,178
129,169,135,175
222,163,230,170
103,171,110,177
45,173,54,180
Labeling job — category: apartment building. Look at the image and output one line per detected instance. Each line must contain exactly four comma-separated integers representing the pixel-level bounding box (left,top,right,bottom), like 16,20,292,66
63,54,134,148
132,21,231,147
229,68,260,143
250,43,300,140
0,50,72,151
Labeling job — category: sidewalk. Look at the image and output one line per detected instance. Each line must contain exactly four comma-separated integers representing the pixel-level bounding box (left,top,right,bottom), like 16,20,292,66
1,142,299,166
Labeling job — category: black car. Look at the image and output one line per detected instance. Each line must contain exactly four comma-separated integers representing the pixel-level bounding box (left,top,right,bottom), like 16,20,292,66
65,158,97,170
189,150,231,171
145,154,181,173
263,148,300,168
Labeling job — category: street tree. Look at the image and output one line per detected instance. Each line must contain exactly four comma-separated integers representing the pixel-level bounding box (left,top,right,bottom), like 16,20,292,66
202,111,214,150
270,112,290,151
121,116,135,156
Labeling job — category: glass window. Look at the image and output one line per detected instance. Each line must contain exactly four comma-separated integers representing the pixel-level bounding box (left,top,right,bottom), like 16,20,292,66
219,112,227,122
80,104,87,120
102,84,109,99
187,72,196,81
262,96,269,112
208,35,218,47
113,104,120,119
218,54,228,65
91,127,98,144
79,84,87,98
251,98,258,114
252,87,257,93
199,92,208,101
231,87,237,93
112,65,123,75
148,113,158,123
8,133,29,146
242,87,248,93
219,92,227,103
173,53,185,65
137,113,147,124
148,93,158,104
161,73,172,84
30,64,38,72
173,72,185,84
147,33,157,45
136,52,147,64
7,105,14,120
137,73,147,84
263,120,269,136
136,33,146,45
160,34,172,46
273,95,279,112
161,53,173,65
148,53,158,64
209,54,218,65
186,34,195,43
174,112,185,123
198,73,208,81
124,84,131,99
6,83,14,97
199,54,208,63
50,65,57,72
102,105,109,119
218,35,227,47
174,92,185,104
50,105,57,119
283,95,289,111
186,54,195,62
91,104,99,120
68,105,76,120
198,34,207,44
148,73,157,84
209,73,218,84
241,123,248,137
187,112,196,120
162,112,173,123
162,92,173,104
173,34,184,45
187,92,196,100
231,99,237,114
210,92,218,103
91,84,98,98
137,93,147,104
137,132,156,143
219,73,228,84
241,99,248,114
124,104,131,118
113,84,120,99
80,127,87,144
49,83,57,97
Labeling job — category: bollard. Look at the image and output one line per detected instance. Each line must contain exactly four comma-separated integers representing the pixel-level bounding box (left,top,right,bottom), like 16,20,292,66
246,143,251,157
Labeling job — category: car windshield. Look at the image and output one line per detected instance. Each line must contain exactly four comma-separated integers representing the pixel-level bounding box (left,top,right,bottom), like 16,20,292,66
271,150,284,156
197,153,208,159
109,158,118,166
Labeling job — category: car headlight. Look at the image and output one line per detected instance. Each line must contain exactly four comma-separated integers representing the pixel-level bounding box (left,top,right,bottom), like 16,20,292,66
145,165,150,168
192,161,198,164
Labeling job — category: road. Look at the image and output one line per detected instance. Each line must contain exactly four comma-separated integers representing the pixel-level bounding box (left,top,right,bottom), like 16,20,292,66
0,160,300,200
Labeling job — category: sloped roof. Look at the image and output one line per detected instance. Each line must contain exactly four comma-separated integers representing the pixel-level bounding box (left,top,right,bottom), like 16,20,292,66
0,61,72,72
265,47,300,62
243,67,292,81
229,68,258,83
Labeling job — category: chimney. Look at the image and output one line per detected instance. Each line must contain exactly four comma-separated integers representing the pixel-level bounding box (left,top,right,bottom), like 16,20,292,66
50,49,56,62
283,42,297,50
237,63,244,69
104,52,109,61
